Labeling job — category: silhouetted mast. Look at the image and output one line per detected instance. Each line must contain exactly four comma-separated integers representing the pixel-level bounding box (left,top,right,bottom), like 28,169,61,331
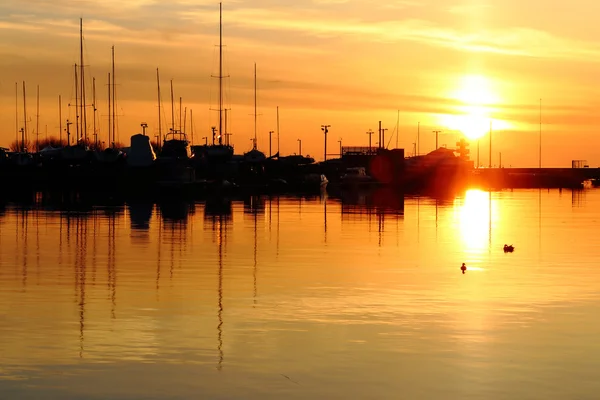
219,2,223,144
92,77,97,146
276,106,280,155
107,72,111,146
111,46,115,146
80,18,87,143
15,82,18,147
36,85,39,151
253,62,257,150
22,81,27,151
157,68,162,141
58,94,62,143
170,79,174,132
75,64,79,142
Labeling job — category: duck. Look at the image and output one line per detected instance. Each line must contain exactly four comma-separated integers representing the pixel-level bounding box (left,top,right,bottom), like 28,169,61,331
460,263,467,274
503,244,514,253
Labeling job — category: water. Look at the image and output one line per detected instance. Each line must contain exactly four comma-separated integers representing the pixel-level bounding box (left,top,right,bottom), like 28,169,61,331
1,188,600,399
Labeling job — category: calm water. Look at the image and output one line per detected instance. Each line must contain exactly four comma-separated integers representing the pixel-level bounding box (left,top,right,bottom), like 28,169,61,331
1,188,600,399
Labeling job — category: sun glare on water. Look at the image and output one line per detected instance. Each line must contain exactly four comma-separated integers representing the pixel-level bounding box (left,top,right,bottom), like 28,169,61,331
440,75,511,140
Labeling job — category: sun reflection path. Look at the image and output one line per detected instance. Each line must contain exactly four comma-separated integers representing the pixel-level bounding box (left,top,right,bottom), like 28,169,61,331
455,190,497,262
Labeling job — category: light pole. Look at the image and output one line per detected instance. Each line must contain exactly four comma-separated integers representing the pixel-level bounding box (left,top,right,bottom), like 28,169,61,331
321,125,330,162
269,130,274,157
366,129,374,150
338,138,342,157
297,138,302,155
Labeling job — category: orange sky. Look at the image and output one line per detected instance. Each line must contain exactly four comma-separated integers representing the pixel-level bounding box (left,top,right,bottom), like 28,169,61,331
1,0,600,166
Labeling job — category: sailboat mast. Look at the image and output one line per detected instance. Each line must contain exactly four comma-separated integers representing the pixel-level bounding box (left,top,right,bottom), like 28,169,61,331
59,94,62,144
36,84,39,151
157,68,162,141
190,109,193,145
75,64,79,142
218,2,223,145
107,72,111,147
111,46,115,146
179,96,182,132
224,109,227,145
276,106,280,155
253,62,257,150
22,81,27,151
170,79,174,132
15,82,18,148
396,109,399,149
80,18,87,143
92,77,97,147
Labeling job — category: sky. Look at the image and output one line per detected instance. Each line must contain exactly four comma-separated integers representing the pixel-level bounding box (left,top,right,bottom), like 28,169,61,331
1,0,600,166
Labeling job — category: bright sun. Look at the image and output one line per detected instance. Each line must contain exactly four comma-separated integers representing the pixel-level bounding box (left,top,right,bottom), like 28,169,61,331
440,75,509,140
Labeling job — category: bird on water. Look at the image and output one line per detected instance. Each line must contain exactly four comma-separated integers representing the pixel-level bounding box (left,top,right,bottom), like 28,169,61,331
503,244,515,253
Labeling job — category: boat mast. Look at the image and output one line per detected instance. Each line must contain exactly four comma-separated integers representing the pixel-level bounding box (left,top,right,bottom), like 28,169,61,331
190,109,193,145
92,77,97,147
107,72,111,147
111,46,115,147
15,82,18,149
253,62,257,150
22,81,27,151
170,79,174,132
218,2,223,145
75,64,79,142
36,84,39,151
59,94,62,144
276,106,280,155
179,96,182,132
157,68,162,141
80,18,87,143
396,109,399,149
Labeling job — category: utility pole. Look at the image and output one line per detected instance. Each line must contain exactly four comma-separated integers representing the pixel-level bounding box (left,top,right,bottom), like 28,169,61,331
321,125,330,161
433,130,442,150
269,130,274,157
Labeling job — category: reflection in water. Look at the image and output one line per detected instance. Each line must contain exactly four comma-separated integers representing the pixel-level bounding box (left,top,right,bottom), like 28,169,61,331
456,189,494,259
128,202,153,231
4,190,600,399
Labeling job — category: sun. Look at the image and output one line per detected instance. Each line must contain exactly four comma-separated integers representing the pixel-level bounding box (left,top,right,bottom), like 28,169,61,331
439,75,509,140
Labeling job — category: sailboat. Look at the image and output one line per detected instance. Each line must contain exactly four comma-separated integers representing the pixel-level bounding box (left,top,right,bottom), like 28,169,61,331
61,18,90,164
159,80,191,161
95,45,124,164
243,63,266,164
191,2,234,165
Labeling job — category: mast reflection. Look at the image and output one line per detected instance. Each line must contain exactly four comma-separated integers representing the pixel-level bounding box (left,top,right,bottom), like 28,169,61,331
204,195,233,371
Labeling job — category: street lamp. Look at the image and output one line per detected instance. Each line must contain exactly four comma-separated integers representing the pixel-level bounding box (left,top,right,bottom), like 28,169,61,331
321,124,330,162
297,138,302,155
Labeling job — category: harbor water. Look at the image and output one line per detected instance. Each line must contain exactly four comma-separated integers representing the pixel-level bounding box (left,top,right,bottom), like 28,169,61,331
1,188,599,399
